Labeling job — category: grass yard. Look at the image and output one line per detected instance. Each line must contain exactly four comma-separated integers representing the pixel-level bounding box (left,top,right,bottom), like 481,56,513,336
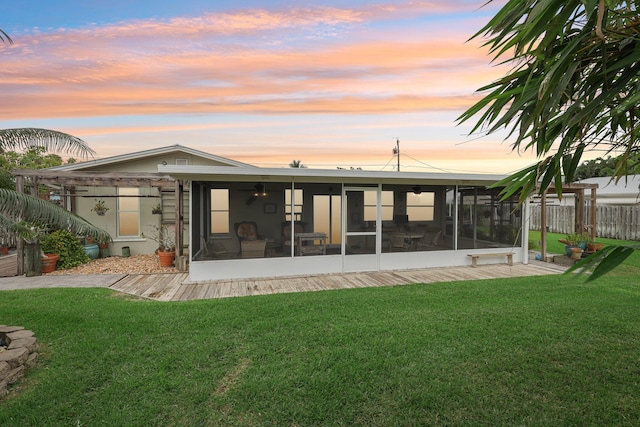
2,263,640,427
529,230,640,274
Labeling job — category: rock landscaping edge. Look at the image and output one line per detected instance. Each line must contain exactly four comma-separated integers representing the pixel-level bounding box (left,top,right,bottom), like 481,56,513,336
0,325,38,397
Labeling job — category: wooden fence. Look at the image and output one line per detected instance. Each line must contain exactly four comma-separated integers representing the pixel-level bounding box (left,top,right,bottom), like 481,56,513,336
530,205,640,241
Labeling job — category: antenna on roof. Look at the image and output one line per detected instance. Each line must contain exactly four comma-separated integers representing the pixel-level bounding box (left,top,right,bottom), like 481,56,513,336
392,138,400,171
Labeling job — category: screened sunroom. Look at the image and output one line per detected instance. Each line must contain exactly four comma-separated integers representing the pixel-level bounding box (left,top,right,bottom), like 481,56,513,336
158,165,528,282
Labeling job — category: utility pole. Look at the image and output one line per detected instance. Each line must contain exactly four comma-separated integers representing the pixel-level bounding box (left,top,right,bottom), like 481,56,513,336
392,138,400,171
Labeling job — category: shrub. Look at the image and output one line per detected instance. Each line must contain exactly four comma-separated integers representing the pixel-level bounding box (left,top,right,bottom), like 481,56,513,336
41,230,90,270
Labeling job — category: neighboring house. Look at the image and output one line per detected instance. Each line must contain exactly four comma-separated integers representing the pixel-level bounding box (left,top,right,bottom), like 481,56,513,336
159,164,530,282
25,145,253,258
578,175,640,205
542,175,640,207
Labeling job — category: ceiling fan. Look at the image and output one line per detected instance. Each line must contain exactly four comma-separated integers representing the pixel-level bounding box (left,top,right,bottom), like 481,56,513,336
240,183,267,205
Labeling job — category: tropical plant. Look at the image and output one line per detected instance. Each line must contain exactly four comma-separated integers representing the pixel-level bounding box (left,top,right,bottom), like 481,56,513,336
289,160,307,168
459,0,640,278
0,130,108,244
0,28,11,44
143,224,176,252
0,30,109,253
40,229,90,270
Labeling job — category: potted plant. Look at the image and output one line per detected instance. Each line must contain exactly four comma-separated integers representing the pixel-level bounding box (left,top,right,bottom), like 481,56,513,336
143,224,176,267
151,203,162,215
96,234,112,258
91,199,109,216
563,232,589,257
585,234,604,252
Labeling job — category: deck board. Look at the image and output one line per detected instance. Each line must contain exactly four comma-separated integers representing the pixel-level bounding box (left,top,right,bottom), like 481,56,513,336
1,260,568,301
141,261,563,301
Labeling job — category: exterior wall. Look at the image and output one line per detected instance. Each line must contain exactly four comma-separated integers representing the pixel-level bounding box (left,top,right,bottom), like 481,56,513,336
67,151,233,256
76,185,163,256
80,153,235,173
188,249,527,282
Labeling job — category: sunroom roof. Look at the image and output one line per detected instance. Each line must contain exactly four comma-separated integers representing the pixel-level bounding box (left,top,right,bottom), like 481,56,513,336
158,164,507,187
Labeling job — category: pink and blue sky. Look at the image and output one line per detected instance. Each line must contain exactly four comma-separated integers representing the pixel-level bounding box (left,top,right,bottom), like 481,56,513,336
2,0,542,173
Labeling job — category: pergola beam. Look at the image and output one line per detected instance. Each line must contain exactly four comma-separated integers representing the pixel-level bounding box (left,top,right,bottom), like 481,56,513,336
12,169,175,188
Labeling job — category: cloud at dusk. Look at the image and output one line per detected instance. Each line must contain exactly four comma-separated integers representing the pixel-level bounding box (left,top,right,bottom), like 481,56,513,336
2,0,533,173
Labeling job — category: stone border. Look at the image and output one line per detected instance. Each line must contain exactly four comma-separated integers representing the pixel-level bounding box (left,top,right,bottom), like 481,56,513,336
0,325,38,397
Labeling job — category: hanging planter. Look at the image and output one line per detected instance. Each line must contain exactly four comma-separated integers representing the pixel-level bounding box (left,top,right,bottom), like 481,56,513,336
91,200,109,216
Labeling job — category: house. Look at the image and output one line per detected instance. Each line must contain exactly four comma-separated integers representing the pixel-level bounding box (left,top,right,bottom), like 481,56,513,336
14,146,530,281
16,145,253,259
577,175,640,205
158,164,530,282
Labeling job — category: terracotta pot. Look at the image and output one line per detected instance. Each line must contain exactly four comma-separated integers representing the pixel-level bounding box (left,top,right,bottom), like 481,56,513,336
569,247,583,260
0,246,8,256
587,243,604,252
41,253,59,274
158,250,175,267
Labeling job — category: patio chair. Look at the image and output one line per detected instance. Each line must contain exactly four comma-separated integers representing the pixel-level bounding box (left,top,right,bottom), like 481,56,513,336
391,233,411,251
417,230,443,250
234,221,267,258
281,221,306,255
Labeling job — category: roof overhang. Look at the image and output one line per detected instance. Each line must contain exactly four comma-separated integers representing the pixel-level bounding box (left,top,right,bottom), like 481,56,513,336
49,144,256,171
158,165,507,187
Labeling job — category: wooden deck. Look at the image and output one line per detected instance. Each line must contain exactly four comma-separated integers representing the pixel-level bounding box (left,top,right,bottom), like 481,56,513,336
0,253,17,277
110,261,567,301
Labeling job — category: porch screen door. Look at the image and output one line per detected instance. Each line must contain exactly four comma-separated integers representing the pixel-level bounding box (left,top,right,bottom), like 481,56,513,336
343,187,379,272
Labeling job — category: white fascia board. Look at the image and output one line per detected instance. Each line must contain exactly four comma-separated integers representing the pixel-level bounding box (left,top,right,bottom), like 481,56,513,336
158,164,507,186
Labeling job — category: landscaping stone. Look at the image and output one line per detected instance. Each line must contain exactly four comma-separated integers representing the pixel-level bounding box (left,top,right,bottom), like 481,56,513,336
0,326,38,398
0,325,24,333
8,336,37,352
0,348,28,369
6,329,34,342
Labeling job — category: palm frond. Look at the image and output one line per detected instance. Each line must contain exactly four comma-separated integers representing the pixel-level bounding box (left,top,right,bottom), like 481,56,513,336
0,188,110,242
0,29,12,44
0,128,95,159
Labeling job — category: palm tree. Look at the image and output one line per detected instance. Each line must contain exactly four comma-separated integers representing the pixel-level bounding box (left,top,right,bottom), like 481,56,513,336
289,160,306,168
1,31,109,276
0,129,110,244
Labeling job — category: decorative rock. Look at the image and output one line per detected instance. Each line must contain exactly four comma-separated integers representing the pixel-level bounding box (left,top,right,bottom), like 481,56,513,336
6,329,34,343
4,366,24,385
8,337,37,353
0,326,37,397
0,325,24,333
0,347,28,369
25,352,38,368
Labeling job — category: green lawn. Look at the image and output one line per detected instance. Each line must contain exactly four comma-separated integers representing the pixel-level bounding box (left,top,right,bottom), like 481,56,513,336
529,229,640,272
2,263,640,426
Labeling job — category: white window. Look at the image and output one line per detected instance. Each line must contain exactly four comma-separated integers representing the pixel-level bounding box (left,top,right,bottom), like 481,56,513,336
176,158,189,165
406,192,435,221
313,195,341,244
118,187,139,237
285,189,303,221
210,189,229,234
364,190,393,221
